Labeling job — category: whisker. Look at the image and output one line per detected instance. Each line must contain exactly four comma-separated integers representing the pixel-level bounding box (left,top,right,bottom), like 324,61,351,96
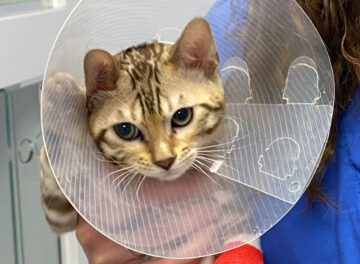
102,89,131,108
221,114,243,121
111,172,131,191
135,176,146,203
121,173,138,194
196,133,253,150
105,166,135,180
112,170,136,191
191,161,222,188
196,152,229,159
102,154,125,166
196,141,247,152
196,155,222,163
197,140,254,154
195,158,242,186
89,149,126,166
89,149,113,162
117,88,133,106
196,155,240,174
90,155,114,163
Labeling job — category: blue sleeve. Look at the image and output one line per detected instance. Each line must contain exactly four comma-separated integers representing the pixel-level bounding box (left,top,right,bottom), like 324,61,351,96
205,0,248,66
260,90,360,264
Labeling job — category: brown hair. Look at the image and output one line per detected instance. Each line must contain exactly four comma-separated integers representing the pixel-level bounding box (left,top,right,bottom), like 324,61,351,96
296,0,360,205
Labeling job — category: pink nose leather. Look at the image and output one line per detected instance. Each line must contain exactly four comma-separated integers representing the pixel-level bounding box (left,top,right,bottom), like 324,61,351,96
155,156,176,170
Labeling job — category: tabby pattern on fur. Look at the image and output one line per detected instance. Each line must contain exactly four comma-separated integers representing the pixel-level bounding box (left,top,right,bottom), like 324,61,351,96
41,18,224,240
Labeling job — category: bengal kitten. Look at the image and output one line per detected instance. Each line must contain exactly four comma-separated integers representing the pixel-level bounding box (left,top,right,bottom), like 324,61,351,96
41,17,224,234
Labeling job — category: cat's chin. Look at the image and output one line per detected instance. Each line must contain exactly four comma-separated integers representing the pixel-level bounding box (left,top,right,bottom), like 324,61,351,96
144,168,190,181
161,172,185,181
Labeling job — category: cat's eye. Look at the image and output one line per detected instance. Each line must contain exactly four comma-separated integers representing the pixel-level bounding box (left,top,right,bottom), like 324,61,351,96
171,108,193,128
114,123,141,140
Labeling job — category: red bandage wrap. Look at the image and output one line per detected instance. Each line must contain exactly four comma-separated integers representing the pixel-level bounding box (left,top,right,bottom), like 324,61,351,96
214,244,264,264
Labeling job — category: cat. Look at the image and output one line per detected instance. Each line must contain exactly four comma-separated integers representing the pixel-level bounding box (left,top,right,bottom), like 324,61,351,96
41,17,224,241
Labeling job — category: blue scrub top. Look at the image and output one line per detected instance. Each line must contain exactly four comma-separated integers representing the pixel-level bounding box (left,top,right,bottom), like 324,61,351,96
206,1,360,263
261,87,360,264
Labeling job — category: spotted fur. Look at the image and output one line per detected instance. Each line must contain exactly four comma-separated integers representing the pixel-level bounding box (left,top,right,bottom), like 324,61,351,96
41,18,224,239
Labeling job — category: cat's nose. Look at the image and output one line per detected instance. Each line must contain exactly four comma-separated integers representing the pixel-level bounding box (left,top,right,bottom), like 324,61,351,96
155,156,176,170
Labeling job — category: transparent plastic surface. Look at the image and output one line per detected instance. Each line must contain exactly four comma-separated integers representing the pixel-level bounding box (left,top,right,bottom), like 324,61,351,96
41,0,334,258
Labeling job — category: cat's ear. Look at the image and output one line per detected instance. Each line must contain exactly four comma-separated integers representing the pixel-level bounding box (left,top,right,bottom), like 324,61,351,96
84,49,119,100
170,17,219,78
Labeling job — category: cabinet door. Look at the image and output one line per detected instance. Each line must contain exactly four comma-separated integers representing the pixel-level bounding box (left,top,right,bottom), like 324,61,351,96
0,91,16,264
7,82,61,264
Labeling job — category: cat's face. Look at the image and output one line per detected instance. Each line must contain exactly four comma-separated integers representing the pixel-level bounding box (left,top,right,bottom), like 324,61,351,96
84,18,224,180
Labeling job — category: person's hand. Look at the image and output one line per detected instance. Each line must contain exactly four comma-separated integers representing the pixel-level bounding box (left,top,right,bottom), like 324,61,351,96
76,217,212,264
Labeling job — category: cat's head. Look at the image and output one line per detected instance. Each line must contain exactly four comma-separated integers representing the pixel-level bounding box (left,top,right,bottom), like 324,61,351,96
84,18,224,181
